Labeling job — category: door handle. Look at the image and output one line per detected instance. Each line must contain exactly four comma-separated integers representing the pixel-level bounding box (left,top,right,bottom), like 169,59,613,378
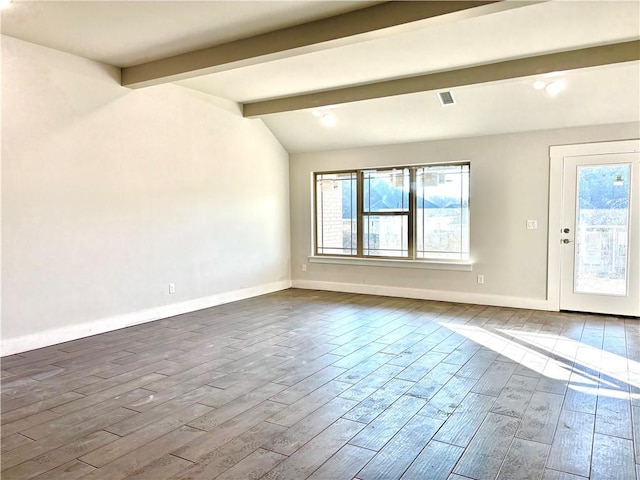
562,238,573,244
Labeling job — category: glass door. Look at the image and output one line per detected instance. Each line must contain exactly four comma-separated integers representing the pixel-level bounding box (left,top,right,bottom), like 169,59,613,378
560,153,639,316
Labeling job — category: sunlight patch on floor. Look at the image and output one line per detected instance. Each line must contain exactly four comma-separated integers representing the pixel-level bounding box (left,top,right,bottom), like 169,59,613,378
440,322,638,400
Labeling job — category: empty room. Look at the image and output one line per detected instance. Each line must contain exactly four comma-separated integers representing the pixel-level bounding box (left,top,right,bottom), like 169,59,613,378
2,1,639,479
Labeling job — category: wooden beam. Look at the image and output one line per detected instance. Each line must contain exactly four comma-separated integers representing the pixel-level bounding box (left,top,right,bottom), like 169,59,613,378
122,1,525,88
243,40,640,117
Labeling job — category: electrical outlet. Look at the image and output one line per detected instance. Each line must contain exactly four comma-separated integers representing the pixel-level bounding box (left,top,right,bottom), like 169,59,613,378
477,275,484,284
302,264,307,272
169,283,175,294
526,219,538,230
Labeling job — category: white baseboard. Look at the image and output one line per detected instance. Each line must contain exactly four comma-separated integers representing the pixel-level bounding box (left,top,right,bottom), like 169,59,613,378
292,280,554,311
1,280,291,357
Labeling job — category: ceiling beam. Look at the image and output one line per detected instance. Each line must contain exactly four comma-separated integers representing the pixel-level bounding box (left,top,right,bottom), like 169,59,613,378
242,40,640,118
121,1,534,88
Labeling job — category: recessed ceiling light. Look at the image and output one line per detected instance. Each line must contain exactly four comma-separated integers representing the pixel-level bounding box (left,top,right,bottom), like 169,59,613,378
312,106,336,119
532,78,566,96
321,113,336,127
545,80,566,96
0,0,13,9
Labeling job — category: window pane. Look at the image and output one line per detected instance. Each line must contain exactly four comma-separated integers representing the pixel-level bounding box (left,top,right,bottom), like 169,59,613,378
316,172,357,255
363,168,409,213
363,215,408,257
416,165,469,260
574,164,630,296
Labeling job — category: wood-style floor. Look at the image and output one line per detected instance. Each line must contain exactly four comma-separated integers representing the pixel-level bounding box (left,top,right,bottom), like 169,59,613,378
1,289,639,480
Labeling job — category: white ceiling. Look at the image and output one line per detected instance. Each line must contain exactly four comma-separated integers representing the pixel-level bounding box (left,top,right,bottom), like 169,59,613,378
2,1,639,153
178,1,640,102
263,62,640,151
1,1,378,67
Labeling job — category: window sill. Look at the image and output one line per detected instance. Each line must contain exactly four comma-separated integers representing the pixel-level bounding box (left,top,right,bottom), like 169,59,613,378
308,256,473,271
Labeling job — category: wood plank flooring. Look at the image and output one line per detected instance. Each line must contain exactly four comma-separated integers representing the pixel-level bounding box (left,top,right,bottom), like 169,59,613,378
1,288,639,479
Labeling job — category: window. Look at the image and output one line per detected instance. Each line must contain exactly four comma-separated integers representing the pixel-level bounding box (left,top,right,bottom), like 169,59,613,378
314,163,469,261
315,172,357,255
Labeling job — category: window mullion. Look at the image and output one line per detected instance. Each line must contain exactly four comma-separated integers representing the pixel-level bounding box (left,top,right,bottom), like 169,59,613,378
357,170,364,257
409,167,416,259
315,174,321,255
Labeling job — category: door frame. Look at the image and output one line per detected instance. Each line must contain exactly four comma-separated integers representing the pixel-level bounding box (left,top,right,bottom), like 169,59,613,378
548,139,640,312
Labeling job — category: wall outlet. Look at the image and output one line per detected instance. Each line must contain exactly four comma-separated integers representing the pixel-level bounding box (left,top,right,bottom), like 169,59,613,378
477,275,484,284
169,283,175,294
301,264,307,272
526,219,538,230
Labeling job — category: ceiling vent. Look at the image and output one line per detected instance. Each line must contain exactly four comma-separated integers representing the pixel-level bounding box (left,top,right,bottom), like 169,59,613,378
438,91,456,106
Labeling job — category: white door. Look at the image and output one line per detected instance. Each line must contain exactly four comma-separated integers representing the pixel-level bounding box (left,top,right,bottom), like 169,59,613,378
560,152,639,316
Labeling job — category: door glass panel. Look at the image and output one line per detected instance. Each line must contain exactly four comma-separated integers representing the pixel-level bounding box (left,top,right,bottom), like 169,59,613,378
574,164,630,295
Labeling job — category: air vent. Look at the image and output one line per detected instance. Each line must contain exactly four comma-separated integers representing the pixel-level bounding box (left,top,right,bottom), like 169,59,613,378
438,91,456,106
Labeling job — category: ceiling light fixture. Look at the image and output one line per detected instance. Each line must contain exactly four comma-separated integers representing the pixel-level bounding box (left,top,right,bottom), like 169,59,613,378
0,0,13,9
532,79,566,96
545,80,566,96
321,113,336,127
312,106,337,126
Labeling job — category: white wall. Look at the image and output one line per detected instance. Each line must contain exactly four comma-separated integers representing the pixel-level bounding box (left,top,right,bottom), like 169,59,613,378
1,36,291,355
290,123,640,309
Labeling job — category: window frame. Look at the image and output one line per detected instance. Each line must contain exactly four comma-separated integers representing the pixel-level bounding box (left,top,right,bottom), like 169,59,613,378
360,167,413,258
314,169,358,257
313,162,470,262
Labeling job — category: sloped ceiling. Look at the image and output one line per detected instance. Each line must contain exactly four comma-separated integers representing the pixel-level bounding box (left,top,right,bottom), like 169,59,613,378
1,1,379,67
2,1,639,152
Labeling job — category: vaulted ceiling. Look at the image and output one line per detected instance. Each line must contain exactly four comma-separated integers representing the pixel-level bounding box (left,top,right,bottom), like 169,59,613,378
3,1,639,152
